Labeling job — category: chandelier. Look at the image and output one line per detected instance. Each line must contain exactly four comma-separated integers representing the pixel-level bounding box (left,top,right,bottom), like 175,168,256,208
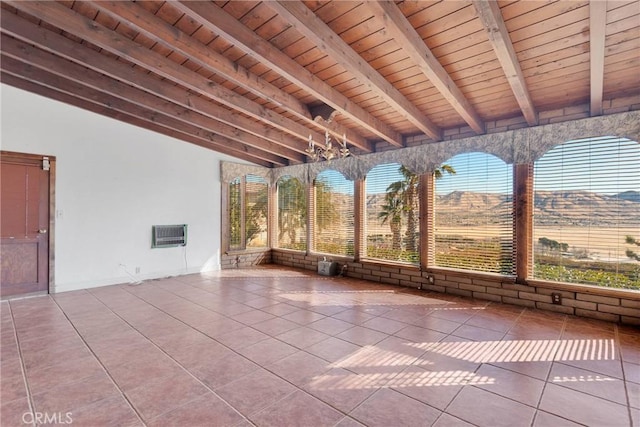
305,130,350,162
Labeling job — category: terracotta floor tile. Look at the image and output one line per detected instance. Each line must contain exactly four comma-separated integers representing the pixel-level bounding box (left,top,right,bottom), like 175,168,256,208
303,367,377,413
91,340,165,369
251,316,299,336
539,383,630,426
267,351,331,386
335,416,366,427
394,325,447,344
429,307,478,323
229,308,275,325
474,364,545,407
389,365,465,411
308,316,354,335
557,356,623,379
1,369,27,404
237,337,299,365
124,372,209,421
350,388,441,427
25,355,104,392
192,317,245,338
190,352,260,389
432,413,475,427
281,309,327,325
250,389,344,427
411,315,462,334
532,410,584,426
488,361,553,381
259,302,299,316
361,316,407,335
32,373,119,414
465,313,517,333
446,386,536,427
276,326,332,349
624,361,640,384
106,353,186,391
215,326,270,350
336,326,388,346
64,394,142,427
22,341,93,371
215,368,297,416
1,267,637,426
549,362,627,405
146,393,245,427
306,337,362,363
627,380,640,409
332,309,376,325
1,397,33,427
171,340,235,369
380,308,426,324
451,324,505,342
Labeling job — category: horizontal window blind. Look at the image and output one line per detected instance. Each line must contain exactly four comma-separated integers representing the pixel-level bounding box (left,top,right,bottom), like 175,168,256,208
277,176,306,251
245,174,268,248
533,137,640,289
314,169,354,256
365,163,419,263
434,153,514,275
228,177,242,251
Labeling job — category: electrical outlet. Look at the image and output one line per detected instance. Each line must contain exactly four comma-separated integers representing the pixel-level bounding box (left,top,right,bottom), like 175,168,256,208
135,267,140,274
428,275,435,284
551,292,562,304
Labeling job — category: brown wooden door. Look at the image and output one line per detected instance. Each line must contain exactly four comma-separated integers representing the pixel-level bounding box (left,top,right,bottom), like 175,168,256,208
1,154,50,297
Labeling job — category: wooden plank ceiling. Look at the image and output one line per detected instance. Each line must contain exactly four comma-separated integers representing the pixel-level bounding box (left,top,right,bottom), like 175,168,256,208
1,1,638,168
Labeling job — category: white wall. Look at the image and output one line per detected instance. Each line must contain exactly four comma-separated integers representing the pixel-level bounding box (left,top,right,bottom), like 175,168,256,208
1,84,249,292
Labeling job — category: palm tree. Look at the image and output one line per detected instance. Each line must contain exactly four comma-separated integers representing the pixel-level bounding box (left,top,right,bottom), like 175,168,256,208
378,193,404,250
385,164,456,254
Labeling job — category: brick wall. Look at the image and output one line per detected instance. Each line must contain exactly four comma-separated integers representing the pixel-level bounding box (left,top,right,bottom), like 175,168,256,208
271,249,640,325
221,250,271,269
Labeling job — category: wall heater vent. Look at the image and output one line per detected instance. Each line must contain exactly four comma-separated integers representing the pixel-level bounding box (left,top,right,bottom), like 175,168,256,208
152,224,187,248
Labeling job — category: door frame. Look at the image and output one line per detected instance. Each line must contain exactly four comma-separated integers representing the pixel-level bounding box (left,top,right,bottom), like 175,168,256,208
1,150,56,295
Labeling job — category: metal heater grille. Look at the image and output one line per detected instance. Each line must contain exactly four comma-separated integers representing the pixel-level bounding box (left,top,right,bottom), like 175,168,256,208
152,224,187,248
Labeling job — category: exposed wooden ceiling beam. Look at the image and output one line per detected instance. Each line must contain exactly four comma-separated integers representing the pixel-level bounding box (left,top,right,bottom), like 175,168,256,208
0,71,276,167
365,1,484,135
589,0,607,117
92,1,371,153
0,34,300,166
173,1,405,147
0,9,307,163
473,0,538,126
5,1,324,153
266,0,442,141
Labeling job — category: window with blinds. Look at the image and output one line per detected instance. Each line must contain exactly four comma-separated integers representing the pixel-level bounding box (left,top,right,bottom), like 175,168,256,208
533,137,640,289
314,169,354,256
434,152,514,274
277,175,306,251
228,174,268,251
365,163,419,263
245,174,268,248
228,177,242,250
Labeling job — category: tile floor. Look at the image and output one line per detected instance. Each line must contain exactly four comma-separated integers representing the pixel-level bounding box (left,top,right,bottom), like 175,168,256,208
1,266,638,426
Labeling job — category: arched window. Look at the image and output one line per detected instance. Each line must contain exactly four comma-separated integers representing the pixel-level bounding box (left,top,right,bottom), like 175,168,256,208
227,174,268,250
533,137,640,289
434,152,514,274
277,175,306,251
365,163,418,263
313,169,354,256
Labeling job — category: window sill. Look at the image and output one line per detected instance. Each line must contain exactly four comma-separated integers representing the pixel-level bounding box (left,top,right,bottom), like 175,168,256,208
526,278,640,299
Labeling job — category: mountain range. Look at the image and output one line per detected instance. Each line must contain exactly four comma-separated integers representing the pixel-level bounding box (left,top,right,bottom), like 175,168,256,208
367,190,640,227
